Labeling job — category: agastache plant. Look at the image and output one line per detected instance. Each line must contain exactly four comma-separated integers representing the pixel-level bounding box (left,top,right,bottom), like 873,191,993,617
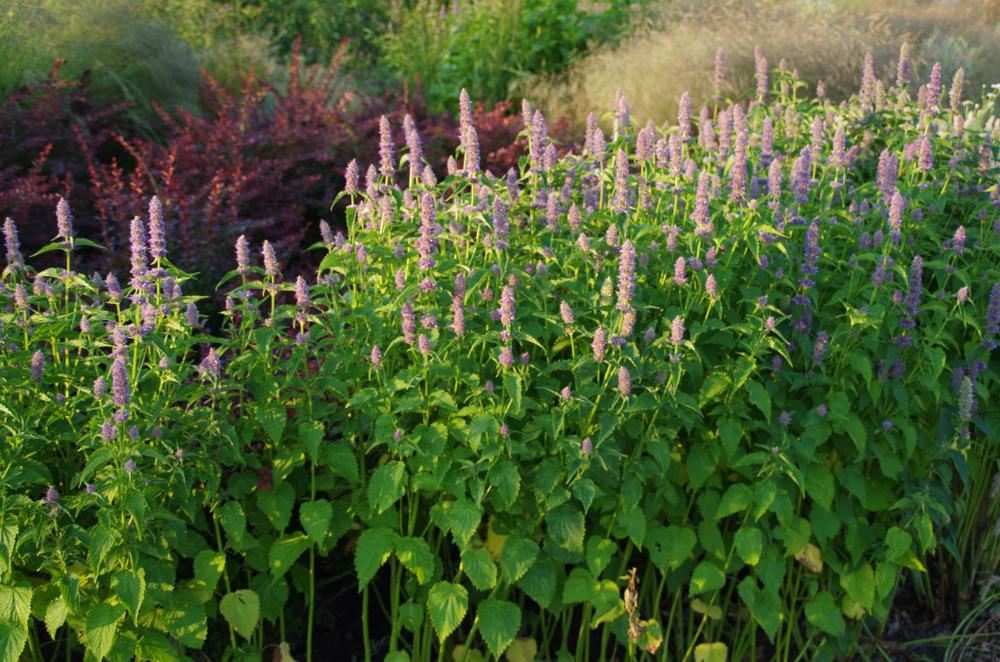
1,50,998,662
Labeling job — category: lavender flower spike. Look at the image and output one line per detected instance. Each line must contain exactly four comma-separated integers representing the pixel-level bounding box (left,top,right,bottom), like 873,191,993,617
148,196,166,260
371,345,382,368
344,159,360,195
56,197,74,243
112,356,129,408
129,216,148,282
616,240,636,310
295,276,310,308
713,47,726,94
560,301,575,326
673,257,687,285
378,115,395,178
31,350,44,384
670,315,685,348
199,348,221,379
613,148,629,214
262,240,280,278
592,327,607,362
617,366,632,397
500,285,516,327
3,217,23,271
235,235,250,275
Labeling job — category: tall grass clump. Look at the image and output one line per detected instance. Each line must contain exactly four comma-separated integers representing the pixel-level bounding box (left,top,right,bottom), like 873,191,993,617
1,44,999,662
526,0,1000,130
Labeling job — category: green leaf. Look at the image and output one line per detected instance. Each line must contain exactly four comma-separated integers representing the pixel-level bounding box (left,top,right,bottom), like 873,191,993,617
428,582,468,642
368,461,407,515
746,380,771,423
694,642,728,662
842,415,867,452
734,528,763,566
259,403,287,443
687,444,716,491
395,537,435,585
841,563,875,610
162,594,207,649
257,482,296,532
194,550,225,590
323,443,360,484
803,463,835,510
585,537,616,578
737,578,781,641
504,374,522,416
690,561,726,595
699,373,731,408
488,461,520,510
461,548,497,591
300,499,333,545
220,590,260,640
112,569,145,625
441,500,483,547
355,527,397,588
715,484,753,519
563,567,596,604
499,536,539,584
647,525,697,570
517,555,557,608
805,591,845,636
44,597,68,639
0,622,27,662
268,534,311,580
885,527,913,563
545,503,585,554
0,580,32,625
84,603,126,661
217,502,247,547
477,599,521,658
624,508,646,548
300,420,325,463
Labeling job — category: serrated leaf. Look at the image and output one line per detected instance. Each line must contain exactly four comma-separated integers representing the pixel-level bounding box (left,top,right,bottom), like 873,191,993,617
84,603,126,661
259,403,286,443
803,463,835,510
517,556,556,608
647,525,696,570
488,461,520,510
690,561,726,595
585,537,616,578
0,622,27,662
478,599,521,657
323,443,360,484
368,461,407,515
217,501,247,547
428,582,468,642
355,527,397,588
300,499,333,545
545,503,585,554
395,536,435,585
462,548,497,591
220,590,260,640
194,550,225,590
734,528,763,566
269,534,310,580
841,563,875,610
505,638,538,662
112,569,145,625
805,591,845,636
715,484,753,519
747,381,771,423
257,482,296,532
499,537,539,584
44,597,67,639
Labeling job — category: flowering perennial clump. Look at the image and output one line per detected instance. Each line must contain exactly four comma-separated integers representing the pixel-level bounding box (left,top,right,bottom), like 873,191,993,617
0,46,998,662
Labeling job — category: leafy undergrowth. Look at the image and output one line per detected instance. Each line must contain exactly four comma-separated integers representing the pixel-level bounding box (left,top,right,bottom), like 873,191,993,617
1,45,998,662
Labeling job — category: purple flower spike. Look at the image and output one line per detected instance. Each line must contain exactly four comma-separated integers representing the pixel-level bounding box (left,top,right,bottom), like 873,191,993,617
671,315,685,348
693,171,712,237
705,274,718,299
500,285,516,327
378,115,395,178
617,366,632,397
499,346,514,367
581,437,593,455
985,282,1000,336
31,350,44,384
3,217,24,271
817,404,828,417
957,286,969,304
56,197,74,243
927,62,942,109
124,459,136,473
896,43,912,88
560,301,575,326
112,356,129,408
673,257,687,286
451,296,465,337
129,216,148,283
344,159,360,195
561,386,572,401
754,46,768,101
417,334,431,356
714,47,727,93
613,148,629,214
888,191,905,232
401,302,416,344
616,240,637,310
186,302,199,328
148,196,166,260
235,235,251,275
101,420,117,441
200,348,221,379
44,486,59,507
262,241,280,278
370,345,382,367
592,327,607,362
812,331,829,366
779,411,792,427
295,276,310,309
